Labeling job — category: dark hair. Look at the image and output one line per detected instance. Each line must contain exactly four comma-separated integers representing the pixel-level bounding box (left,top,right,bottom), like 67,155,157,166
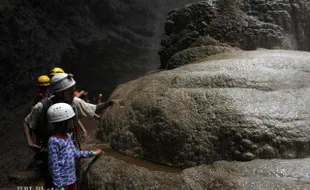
52,120,69,133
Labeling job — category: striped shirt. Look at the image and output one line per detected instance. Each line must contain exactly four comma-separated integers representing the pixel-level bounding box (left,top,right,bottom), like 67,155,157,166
48,134,94,188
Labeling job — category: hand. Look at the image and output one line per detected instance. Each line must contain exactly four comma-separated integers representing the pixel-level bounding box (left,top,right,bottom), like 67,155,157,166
111,99,124,106
95,149,105,155
28,143,43,152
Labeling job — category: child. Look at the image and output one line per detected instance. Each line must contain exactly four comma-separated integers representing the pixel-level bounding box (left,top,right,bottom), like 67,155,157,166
47,103,103,190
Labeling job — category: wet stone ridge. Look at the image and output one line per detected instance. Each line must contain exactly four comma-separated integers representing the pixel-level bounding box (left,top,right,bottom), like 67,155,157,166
99,50,310,167
80,156,310,189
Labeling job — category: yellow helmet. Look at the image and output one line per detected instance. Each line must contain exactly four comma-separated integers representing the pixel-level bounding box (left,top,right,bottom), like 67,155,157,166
49,67,65,76
37,75,50,86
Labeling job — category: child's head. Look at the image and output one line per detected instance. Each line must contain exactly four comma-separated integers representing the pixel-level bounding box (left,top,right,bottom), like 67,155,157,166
47,103,75,133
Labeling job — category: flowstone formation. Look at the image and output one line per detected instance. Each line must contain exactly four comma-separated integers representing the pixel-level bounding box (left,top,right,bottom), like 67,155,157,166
100,50,310,167
159,0,310,69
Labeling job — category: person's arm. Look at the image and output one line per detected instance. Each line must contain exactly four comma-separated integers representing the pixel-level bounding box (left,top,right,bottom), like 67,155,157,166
96,99,123,112
23,120,33,145
74,97,96,119
23,120,42,150
48,139,63,189
94,114,100,120
23,103,43,151
78,119,89,141
75,90,85,98
95,101,113,112
74,97,122,119
74,148,104,158
68,134,102,158
73,146,102,158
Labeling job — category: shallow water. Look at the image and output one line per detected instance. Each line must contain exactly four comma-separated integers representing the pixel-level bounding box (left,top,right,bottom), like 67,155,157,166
81,118,183,174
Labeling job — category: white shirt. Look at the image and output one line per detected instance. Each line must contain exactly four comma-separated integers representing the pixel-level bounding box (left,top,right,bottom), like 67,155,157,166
25,97,96,130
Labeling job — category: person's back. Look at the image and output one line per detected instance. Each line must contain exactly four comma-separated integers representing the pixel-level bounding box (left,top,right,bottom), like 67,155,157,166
34,97,57,148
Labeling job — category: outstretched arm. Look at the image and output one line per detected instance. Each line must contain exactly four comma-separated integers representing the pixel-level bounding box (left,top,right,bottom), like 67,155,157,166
73,149,94,158
96,99,123,112
73,146,104,158
75,90,85,98
95,101,113,112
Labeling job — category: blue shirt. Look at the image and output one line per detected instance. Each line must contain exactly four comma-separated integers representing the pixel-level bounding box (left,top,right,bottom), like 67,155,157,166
48,134,93,188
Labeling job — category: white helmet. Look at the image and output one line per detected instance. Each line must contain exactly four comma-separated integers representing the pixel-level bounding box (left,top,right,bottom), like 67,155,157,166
47,103,76,123
51,73,76,92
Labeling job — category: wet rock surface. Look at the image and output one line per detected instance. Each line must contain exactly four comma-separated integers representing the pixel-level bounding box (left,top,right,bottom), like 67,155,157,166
159,0,310,69
100,50,310,167
80,156,310,189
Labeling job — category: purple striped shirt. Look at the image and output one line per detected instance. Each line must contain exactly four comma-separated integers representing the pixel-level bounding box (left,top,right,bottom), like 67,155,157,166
48,134,93,188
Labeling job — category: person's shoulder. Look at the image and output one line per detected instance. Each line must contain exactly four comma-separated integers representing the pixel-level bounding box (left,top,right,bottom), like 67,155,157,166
49,135,69,142
67,133,72,138
48,136,59,144
66,133,74,142
73,97,82,103
32,101,44,111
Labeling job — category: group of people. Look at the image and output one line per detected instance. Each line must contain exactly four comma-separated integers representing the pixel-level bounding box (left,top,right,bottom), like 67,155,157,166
35,67,99,105
23,67,122,190
33,67,91,143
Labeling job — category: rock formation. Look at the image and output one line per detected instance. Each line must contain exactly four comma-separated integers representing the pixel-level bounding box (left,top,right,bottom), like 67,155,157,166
100,50,310,167
159,0,310,69
80,155,310,189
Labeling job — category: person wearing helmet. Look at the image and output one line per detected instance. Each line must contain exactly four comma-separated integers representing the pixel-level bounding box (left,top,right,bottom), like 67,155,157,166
33,75,51,106
24,72,123,146
97,93,103,104
49,67,65,79
47,103,103,190
50,67,90,123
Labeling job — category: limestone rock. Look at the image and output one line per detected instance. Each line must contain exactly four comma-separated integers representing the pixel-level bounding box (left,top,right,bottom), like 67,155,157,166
100,50,310,167
159,0,310,69
80,155,310,189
